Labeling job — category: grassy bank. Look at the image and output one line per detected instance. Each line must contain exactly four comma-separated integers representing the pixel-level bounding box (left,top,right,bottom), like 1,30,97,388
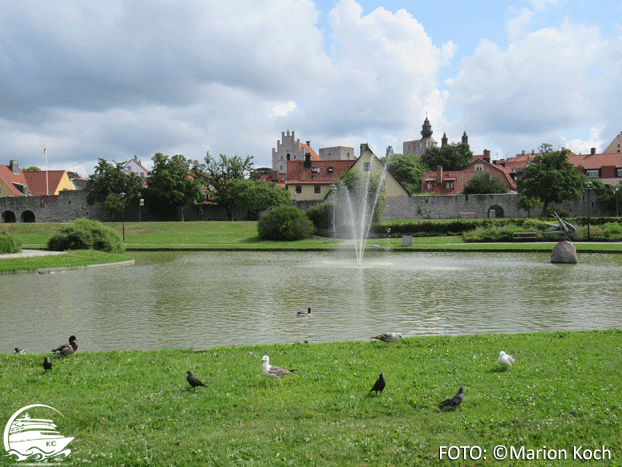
0,250,132,273
2,330,620,466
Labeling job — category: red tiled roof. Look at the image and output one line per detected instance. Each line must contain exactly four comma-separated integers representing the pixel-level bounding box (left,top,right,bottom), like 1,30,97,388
23,170,67,196
0,165,30,196
286,160,355,185
257,171,287,187
567,152,622,170
421,159,516,195
299,142,321,160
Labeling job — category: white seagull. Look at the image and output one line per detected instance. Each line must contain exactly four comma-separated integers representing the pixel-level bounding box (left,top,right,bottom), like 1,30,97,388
261,355,296,383
498,351,515,367
370,332,403,346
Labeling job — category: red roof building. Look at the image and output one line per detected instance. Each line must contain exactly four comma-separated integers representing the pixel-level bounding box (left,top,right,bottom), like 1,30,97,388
23,170,74,196
0,161,31,196
286,157,355,200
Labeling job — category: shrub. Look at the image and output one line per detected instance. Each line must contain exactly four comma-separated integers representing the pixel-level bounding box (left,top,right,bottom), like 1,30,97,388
257,206,314,241
47,219,125,253
0,230,22,253
306,203,334,231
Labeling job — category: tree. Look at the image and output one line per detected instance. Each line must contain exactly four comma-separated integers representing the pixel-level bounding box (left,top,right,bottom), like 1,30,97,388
25,166,41,171
421,143,473,171
146,153,203,221
257,205,314,241
516,145,586,217
333,169,386,225
200,152,255,221
462,172,509,194
591,180,622,215
383,153,425,194
235,180,291,219
86,158,144,219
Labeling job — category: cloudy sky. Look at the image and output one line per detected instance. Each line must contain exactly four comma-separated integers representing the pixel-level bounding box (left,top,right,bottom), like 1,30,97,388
1,0,620,176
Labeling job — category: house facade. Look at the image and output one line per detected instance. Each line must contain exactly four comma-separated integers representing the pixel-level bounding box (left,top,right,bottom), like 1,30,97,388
23,170,74,196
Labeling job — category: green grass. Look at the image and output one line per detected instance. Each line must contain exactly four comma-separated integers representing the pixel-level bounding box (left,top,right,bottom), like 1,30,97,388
0,250,132,273
2,330,620,466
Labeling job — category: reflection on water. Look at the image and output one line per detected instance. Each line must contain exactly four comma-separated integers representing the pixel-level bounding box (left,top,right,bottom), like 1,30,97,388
2,250,621,353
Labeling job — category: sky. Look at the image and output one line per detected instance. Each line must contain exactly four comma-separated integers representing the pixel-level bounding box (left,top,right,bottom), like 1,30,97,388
1,0,621,177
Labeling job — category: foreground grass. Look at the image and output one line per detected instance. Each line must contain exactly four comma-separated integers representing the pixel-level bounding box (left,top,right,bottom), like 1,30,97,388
0,250,131,273
2,330,620,466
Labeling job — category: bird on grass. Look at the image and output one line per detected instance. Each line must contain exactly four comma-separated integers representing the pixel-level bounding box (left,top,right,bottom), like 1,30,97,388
438,386,465,410
43,357,53,371
14,347,25,354
52,335,78,357
498,351,515,367
369,332,403,346
261,355,296,384
186,371,208,390
370,373,386,395
297,307,311,316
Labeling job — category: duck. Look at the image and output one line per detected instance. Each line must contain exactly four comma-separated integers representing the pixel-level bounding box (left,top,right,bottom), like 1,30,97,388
297,307,311,316
52,335,78,357
14,347,25,354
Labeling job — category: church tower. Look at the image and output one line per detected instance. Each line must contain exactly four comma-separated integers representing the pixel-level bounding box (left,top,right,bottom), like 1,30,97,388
462,130,469,145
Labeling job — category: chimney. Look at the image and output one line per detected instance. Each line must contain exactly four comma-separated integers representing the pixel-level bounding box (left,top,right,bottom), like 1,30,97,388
591,147,596,154
483,149,491,163
304,153,311,169
436,166,443,182
522,150,526,155
9,160,19,175
306,140,310,147
360,143,369,157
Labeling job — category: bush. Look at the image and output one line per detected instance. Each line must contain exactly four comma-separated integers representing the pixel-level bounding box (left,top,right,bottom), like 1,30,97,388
47,219,125,253
306,203,334,231
257,206,314,241
0,230,22,253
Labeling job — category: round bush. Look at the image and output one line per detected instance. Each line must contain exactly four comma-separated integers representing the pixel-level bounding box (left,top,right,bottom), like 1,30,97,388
48,219,125,253
257,206,314,241
0,230,22,254
306,202,334,231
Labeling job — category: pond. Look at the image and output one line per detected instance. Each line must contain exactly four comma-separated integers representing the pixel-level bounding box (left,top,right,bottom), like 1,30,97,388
2,250,621,353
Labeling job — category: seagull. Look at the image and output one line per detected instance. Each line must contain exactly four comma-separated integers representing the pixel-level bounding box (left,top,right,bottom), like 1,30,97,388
261,356,296,383
370,373,386,395
186,371,208,390
498,351,515,367
14,347,25,354
52,335,78,357
369,332,403,346
43,357,53,371
297,307,311,316
439,386,465,409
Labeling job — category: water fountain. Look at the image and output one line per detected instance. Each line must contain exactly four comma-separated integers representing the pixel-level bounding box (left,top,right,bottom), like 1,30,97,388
330,150,389,266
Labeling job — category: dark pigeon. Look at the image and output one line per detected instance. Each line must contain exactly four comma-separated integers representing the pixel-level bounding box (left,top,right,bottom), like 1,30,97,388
52,335,78,357
43,357,53,371
187,370,207,390
14,347,25,354
370,373,386,395
439,386,465,409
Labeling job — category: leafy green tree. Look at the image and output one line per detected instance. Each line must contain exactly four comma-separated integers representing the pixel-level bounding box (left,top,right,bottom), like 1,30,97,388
421,143,473,171
147,153,203,221
334,169,386,224
199,152,255,221
462,172,509,194
86,158,144,219
516,145,586,217
517,194,543,218
25,166,41,171
235,180,291,219
590,180,622,215
383,153,425,194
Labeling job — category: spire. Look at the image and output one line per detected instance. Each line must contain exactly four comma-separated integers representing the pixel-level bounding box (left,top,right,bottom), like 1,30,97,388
442,132,448,147
462,130,468,145
421,116,433,139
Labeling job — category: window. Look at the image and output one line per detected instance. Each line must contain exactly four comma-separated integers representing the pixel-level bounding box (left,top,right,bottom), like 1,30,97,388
427,182,434,190
363,162,371,171
314,185,321,194
616,168,622,178
295,186,302,194
287,154,291,161
446,181,454,189
327,167,334,173
586,169,600,178
312,167,319,173
475,164,484,171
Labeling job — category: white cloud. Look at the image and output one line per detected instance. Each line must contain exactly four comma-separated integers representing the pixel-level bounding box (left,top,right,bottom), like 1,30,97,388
565,127,604,155
506,8,534,42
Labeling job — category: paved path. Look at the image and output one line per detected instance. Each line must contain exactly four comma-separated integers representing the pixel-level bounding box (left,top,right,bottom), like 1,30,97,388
0,249,67,259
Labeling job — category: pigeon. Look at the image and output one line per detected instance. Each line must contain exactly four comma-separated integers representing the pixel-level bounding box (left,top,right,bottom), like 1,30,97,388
43,357,53,371
439,386,465,409
186,371,208,390
369,332,403,346
14,347,25,354
297,307,311,316
370,373,386,395
52,335,78,357
498,351,515,367
261,355,296,383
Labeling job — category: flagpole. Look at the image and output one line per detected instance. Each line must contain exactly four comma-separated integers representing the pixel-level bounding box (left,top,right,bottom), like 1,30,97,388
44,147,49,195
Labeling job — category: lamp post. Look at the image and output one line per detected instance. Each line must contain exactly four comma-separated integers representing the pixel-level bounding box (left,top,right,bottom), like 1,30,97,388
585,181,592,241
138,191,143,222
120,192,126,241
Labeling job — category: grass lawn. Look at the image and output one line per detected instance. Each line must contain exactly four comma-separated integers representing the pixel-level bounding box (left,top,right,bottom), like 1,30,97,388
1,330,620,466
0,250,132,273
